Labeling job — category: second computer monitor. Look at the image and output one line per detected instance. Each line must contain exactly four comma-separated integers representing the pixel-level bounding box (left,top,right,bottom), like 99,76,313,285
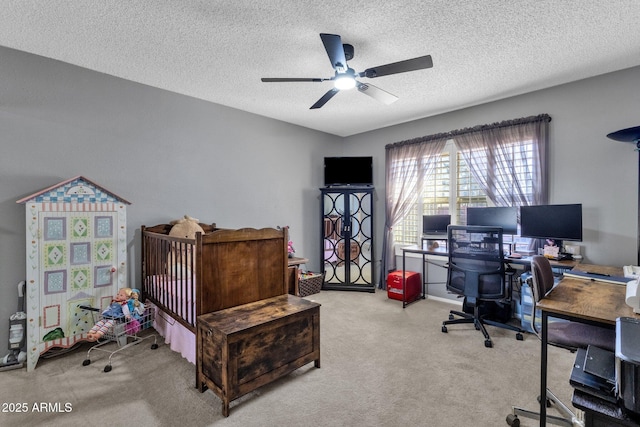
422,214,451,235
466,206,518,235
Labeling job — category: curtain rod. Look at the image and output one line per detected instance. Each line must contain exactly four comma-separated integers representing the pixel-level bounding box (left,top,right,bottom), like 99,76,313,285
386,114,551,150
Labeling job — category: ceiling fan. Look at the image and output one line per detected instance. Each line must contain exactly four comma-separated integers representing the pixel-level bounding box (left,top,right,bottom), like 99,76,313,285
261,33,433,109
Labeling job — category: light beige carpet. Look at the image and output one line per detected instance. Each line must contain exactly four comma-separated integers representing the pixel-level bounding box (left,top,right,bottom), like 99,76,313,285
0,290,576,427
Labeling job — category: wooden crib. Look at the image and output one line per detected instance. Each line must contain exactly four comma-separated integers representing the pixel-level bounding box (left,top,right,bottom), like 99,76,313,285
140,223,289,361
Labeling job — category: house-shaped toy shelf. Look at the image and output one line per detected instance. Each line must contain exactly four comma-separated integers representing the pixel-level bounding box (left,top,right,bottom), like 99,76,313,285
17,176,130,371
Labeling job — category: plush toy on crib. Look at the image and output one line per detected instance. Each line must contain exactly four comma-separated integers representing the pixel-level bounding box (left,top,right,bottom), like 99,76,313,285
87,287,134,342
167,215,205,278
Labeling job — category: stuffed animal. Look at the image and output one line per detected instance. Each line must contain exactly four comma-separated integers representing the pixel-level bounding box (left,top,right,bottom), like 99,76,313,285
169,215,204,239
167,215,204,278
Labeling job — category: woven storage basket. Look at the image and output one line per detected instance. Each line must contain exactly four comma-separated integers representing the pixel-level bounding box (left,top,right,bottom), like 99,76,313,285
298,272,324,297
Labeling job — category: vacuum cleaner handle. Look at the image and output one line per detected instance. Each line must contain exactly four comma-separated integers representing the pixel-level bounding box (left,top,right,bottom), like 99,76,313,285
17,281,25,312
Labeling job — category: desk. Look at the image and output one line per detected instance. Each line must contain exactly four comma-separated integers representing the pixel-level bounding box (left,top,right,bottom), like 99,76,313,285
537,264,639,427
399,247,578,309
401,246,448,308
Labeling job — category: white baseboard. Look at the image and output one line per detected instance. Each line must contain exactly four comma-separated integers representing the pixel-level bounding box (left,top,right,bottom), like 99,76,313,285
427,295,463,306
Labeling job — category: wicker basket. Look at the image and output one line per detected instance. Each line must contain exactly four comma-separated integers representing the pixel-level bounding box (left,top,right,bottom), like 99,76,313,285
298,272,324,297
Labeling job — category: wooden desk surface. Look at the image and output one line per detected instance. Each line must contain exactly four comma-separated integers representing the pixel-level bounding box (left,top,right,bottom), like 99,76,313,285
288,256,309,266
538,263,638,325
546,258,581,269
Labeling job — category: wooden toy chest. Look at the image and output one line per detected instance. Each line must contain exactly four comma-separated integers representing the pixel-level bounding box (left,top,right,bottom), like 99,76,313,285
196,294,321,416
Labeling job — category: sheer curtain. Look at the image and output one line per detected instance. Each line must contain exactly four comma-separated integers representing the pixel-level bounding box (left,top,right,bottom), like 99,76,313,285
380,135,448,288
453,114,550,207
380,114,550,289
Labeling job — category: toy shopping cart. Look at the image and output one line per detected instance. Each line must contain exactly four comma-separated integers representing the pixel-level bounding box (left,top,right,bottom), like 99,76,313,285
79,305,158,372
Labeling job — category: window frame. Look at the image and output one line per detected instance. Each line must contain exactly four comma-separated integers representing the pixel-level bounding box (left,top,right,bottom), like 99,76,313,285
392,139,535,251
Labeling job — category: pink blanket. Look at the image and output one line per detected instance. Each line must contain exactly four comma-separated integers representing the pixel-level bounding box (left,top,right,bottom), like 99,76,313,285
151,303,195,364
147,276,196,364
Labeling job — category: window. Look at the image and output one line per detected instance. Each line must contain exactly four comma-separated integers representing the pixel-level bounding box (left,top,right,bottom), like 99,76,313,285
392,139,536,248
381,115,550,285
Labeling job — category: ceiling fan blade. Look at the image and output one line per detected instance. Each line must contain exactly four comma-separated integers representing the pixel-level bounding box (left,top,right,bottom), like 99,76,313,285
359,55,433,78
261,77,326,82
310,88,340,109
320,33,348,73
356,82,398,105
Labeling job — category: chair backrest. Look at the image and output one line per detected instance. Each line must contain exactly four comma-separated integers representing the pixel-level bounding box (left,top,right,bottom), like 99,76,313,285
529,255,555,335
530,255,555,303
446,225,506,305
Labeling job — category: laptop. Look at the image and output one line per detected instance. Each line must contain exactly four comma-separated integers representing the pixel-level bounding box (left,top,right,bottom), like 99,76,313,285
570,346,617,403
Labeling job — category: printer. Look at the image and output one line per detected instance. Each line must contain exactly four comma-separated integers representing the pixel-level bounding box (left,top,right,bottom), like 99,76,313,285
616,317,640,415
625,279,640,314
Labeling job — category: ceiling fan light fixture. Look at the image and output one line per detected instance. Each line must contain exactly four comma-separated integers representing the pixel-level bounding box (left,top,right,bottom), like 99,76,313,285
261,33,434,108
334,70,356,90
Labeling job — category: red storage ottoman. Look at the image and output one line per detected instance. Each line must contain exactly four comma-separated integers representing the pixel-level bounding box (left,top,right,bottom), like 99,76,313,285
387,270,421,302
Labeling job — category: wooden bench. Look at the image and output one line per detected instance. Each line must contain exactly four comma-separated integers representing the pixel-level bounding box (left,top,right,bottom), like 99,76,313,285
196,294,321,416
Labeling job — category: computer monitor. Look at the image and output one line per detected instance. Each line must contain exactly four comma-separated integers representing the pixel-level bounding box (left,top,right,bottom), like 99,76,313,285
422,214,451,235
520,204,583,243
466,206,518,235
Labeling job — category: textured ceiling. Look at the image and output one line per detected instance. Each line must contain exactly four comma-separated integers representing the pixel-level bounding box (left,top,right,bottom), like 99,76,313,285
1,1,639,137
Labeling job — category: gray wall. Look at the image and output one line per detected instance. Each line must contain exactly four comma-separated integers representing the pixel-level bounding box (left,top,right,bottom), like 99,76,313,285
345,66,640,272
0,46,341,350
1,43,639,353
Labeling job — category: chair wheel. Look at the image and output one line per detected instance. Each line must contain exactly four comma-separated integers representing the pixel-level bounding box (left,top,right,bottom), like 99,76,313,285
82,359,91,366
485,339,492,348
441,325,448,333
151,343,158,350
104,365,112,373
516,333,523,340
505,413,520,426
448,314,454,320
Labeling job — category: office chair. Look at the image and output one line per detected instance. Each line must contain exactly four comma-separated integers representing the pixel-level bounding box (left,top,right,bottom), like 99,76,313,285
506,255,616,427
441,225,525,348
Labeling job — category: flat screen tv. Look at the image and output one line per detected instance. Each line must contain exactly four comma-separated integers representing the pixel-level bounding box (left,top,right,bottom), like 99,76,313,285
324,156,373,186
422,214,451,235
520,203,583,241
466,206,518,235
